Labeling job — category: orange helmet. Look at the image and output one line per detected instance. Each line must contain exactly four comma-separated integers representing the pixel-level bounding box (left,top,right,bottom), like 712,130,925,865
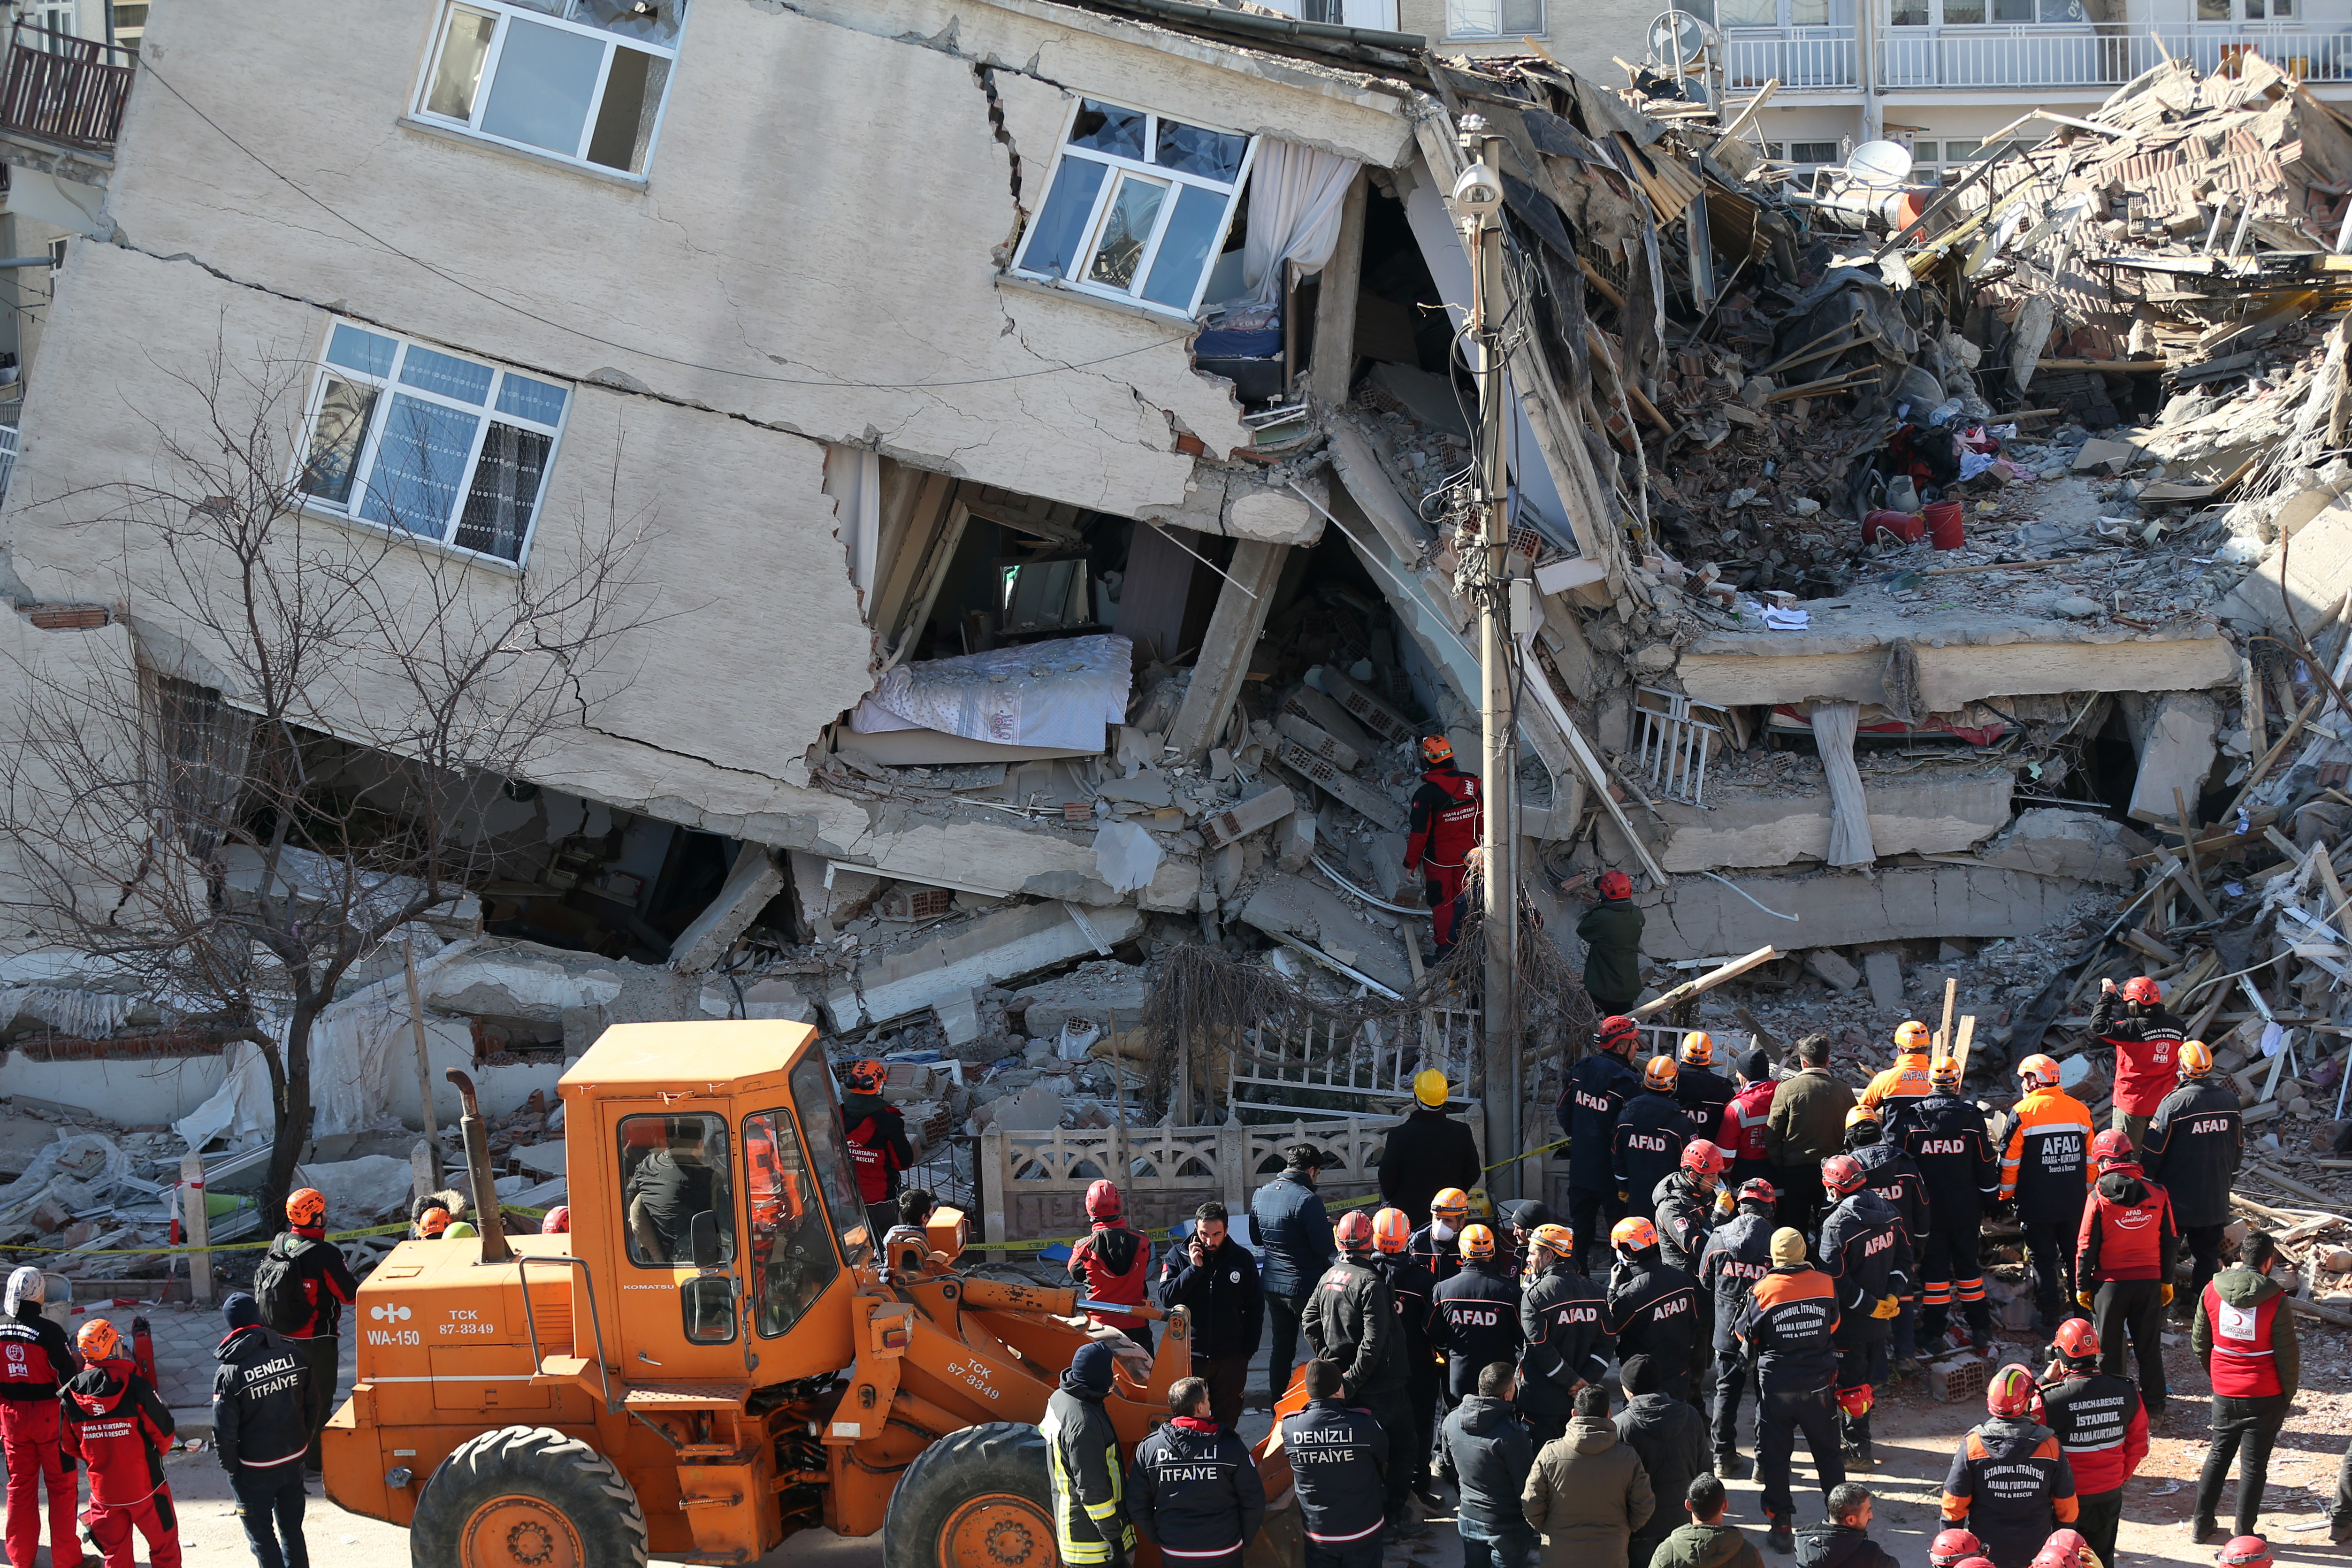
76,1319,122,1362
1334,1210,1376,1254
285,1188,325,1229
1642,1055,1679,1091
2050,1317,2101,1362
1931,1056,1964,1091
1986,1363,2036,1416
417,1207,451,1238
1611,1216,1659,1252
2120,975,2162,1006
843,1059,886,1094
1681,1139,1726,1177
2017,1054,2061,1087
1431,1187,1470,1221
1530,1223,1575,1260
540,1205,571,1235
1679,1031,1714,1066
1459,1224,1496,1261
1372,1207,1413,1254
1420,734,1455,765
1894,1020,1931,1053
2178,1040,2213,1078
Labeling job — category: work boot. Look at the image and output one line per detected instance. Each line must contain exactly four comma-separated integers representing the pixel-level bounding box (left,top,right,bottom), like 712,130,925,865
1767,1519,1795,1555
1715,1451,1752,1480
2192,1516,2222,1545
2329,1521,2352,1546
1413,1478,1445,1510
1842,1440,1875,1467
1385,1508,1427,1542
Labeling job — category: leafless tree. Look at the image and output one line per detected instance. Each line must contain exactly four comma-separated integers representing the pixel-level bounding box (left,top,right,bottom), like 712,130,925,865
0,340,652,1225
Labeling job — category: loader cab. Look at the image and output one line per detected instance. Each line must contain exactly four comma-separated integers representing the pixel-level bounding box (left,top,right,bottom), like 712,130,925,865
560,1021,872,1387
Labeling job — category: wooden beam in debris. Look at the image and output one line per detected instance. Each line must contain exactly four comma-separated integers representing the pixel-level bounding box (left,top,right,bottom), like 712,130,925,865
1630,946,1781,1020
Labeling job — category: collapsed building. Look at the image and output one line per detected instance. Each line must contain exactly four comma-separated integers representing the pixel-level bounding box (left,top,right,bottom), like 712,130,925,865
0,0,2348,1248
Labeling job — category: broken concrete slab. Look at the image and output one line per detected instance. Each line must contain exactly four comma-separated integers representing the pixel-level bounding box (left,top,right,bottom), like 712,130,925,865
2125,691,2220,825
735,977,814,1022
1643,864,2090,962
1239,871,1413,994
1806,949,1863,991
933,988,981,1046
1275,711,1363,772
1012,959,1151,1043
2215,500,2352,636
1368,362,1472,439
977,1080,1065,1132
1654,770,2013,872
1863,949,1906,1012
1280,684,1378,759
1200,785,1297,849
787,850,883,943
1976,808,2135,887
2070,436,2146,474
1138,855,1202,914
1275,742,1408,832
1222,482,1326,548
1276,807,1316,872
823,899,1144,1029
854,812,1123,905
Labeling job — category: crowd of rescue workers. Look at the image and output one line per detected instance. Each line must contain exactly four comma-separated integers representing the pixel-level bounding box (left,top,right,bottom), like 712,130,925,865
865,982,2352,1568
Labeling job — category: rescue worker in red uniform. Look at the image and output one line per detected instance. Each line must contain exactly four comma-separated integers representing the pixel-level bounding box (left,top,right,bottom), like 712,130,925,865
2072,1130,2175,1417
1404,735,1481,954
1068,1178,1156,1351
540,1204,571,1234
0,1265,80,1568
840,1058,912,1244
61,1317,179,1568
2086,975,2184,1152
2034,1320,2145,1568
1718,1048,1778,1194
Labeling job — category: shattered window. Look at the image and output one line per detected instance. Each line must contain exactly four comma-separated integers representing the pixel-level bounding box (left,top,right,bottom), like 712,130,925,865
414,0,685,177
1011,98,1256,320
294,319,573,566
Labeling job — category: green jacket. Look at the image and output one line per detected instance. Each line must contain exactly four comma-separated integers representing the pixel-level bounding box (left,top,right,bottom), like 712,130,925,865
1578,898,1646,1004
2192,1263,2298,1397
1650,1520,1766,1568
1766,1067,1856,1166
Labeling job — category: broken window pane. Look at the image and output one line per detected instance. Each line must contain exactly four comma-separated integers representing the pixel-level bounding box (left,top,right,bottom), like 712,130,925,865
299,378,379,505
427,7,497,121
398,344,496,405
454,421,550,561
572,0,682,47
1069,100,1145,160
1023,156,1108,282
325,323,396,379
586,46,664,171
1154,119,1247,183
1141,182,1227,309
2038,0,2083,20
479,15,605,158
361,394,481,538
1088,175,1168,291
2195,0,2230,15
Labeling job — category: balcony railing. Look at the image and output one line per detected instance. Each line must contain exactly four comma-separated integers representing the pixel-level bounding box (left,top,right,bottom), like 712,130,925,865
0,22,133,153
1720,22,2352,92
1727,31,1863,88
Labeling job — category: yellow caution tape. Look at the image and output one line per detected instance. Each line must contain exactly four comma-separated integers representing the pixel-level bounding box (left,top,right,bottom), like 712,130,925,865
0,1221,418,1259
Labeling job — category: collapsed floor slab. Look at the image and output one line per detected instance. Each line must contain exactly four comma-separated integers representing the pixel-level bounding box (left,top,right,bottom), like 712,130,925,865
1652,769,2014,872
1641,863,2094,961
823,899,1145,1030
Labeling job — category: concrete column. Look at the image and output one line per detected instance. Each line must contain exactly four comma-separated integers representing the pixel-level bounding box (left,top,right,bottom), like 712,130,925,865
1309,171,1368,408
979,1128,1006,1247
1218,1124,1250,1226
179,1151,213,1304
1167,539,1289,760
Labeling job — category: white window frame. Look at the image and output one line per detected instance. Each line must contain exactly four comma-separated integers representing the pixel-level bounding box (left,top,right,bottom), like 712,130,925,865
411,0,683,178
1446,0,1548,41
1010,99,1258,322
291,320,573,569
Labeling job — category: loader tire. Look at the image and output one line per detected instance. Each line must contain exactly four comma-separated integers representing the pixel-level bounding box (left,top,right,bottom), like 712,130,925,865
882,1419,1056,1568
411,1423,649,1568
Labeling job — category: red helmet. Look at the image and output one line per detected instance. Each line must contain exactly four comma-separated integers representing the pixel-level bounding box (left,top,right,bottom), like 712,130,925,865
1598,870,1633,900
1598,1016,1639,1054
540,1205,571,1235
2050,1317,2100,1362
1611,1216,1659,1252
1372,1208,1412,1254
1986,1363,2036,1417
1681,1140,1727,1177
2090,1129,2137,1169
2120,975,2162,1006
1334,1210,1376,1254
1084,1179,1123,1219
1930,1529,1985,1567
2217,1537,2273,1568
1737,1177,1779,1207
1822,1153,1867,1196
2042,1530,2092,1568
844,1059,887,1094
1642,1056,1680,1091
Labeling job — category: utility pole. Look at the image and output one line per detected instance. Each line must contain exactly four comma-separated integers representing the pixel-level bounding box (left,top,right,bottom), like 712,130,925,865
1453,118,1522,1201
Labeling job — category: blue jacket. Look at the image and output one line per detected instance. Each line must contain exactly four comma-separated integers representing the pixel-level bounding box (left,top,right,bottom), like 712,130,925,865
1559,1051,1643,1190
1251,1170,1334,1298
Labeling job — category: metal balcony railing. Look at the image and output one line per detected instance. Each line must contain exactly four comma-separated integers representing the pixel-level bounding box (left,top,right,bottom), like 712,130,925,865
1726,31,1863,88
0,22,133,153
1721,21,2352,92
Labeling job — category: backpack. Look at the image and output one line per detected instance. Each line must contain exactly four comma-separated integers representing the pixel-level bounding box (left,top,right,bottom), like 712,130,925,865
253,1237,315,1334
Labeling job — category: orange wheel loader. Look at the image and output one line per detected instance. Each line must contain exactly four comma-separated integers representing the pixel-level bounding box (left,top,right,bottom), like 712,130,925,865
320,1020,1302,1567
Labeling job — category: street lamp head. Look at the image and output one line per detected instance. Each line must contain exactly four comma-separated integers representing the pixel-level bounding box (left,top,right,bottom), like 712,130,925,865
1451,159,1503,220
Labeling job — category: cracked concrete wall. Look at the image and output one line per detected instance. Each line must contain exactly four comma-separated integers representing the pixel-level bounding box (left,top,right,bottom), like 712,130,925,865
109,0,1411,520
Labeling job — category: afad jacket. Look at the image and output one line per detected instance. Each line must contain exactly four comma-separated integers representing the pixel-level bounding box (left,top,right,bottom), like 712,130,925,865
2000,1087,2093,1224
60,1356,176,1510
1127,1415,1267,1560
1044,1372,1137,1566
1519,1265,1612,1423
1561,1051,1644,1189
1431,1262,1525,1400
2141,1079,2242,1230
1900,1095,2001,1227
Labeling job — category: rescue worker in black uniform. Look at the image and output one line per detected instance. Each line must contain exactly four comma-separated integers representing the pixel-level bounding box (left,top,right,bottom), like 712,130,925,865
1408,1188,1470,1293
1497,1199,1556,1284
1368,1207,1444,1512
1617,1056,1692,1224
1900,1057,1999,1349
1817,1154,1914,1467
1282,1357,1391,1567
1654,1140,1731,1277
1518,1222,1612,1448
1698,1177,1778,1479
1606,1214,1708,1406
1736,1226,1848,1554
1676,1032,1738,1144
1844,1104,1930,1370
1559,1015,1644,1277
1302,1209,1421,1540
1128,1374,1268,1568
2139,1038,2241,1313
1380,1069,1481,1228
1430,1224,1523,1407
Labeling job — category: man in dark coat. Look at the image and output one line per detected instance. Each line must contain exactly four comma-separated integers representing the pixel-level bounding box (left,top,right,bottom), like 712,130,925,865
1817,1157,1912,1466
1304,1211,1420,1539
2139,1039,2240,1313
1698,1178,1777,1479
1795,1484,1900,1568
1046,1342,1137,1568
212,1291,311,1568
1617,1354,1712,1568
1444,1360,1539,1568
1520,1222,1613,1448
1577,870,1647,1015
1617,1057,1692,1223
1251,1144,1335,1406
1129,1375,1267,1568
1766,1037,1854,1236
1380,1070,1481,1227
1654,1141,1729,1277
1369,1207,1444,1510
1560,1016,1645,1276
1608,1217,1708,1406
1160,1201,1264,1430
1901,1056,1999,1347
1843,1105,1929,1367
1651,1475,1765,1568
1940,1366,2077,1568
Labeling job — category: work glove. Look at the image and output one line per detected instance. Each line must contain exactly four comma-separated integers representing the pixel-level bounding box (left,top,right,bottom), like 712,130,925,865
2161,1284,2174,1306
1714,1190,1736,1220
1619,1190,1630,1203
2077,1290,2094,1310
1871,1295,1901,1320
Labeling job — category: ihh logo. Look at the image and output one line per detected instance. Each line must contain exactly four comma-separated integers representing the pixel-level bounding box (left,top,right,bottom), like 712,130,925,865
369,1303,412,1324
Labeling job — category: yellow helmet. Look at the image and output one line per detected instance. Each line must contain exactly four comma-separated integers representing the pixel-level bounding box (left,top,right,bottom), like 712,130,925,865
1459,1224,1496,1260
1413,1069,1450,1109
1894,1020,1931,1053
1432,1187,1470,1221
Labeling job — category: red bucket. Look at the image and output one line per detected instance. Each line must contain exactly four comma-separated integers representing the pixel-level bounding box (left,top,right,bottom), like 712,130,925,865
1864,509,1924,546
1924,499,1964,551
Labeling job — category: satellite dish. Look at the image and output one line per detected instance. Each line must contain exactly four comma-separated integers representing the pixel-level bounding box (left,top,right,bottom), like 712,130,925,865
1647,8,1718,74
1845,140,1915,187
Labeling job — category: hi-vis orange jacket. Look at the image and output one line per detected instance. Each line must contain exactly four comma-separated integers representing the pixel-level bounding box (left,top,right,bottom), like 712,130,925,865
1860,1052,1932,1112
2000,1087,2094,1224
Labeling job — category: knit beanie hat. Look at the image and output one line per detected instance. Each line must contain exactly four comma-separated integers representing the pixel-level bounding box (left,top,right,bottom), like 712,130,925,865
223,1292,263,1331
1070,1340,1115,1393
1769,1227,1808,1266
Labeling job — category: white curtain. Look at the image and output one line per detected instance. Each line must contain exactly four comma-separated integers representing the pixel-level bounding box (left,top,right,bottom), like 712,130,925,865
1809,701,1878,868
1243,140,1362,305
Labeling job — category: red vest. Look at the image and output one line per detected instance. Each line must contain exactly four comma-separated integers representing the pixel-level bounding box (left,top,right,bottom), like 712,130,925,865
846,1116,903,1204
1070,1224,1152,1331
62,1363,170,1507
2202,1281,2285,1397
2080,1179,2170,1280
1720,1080,1776,1163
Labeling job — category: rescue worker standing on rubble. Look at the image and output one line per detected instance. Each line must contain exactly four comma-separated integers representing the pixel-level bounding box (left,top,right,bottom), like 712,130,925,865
1618,1057,1691,1224
1369,1208,1445,1510
2074,1130,2175,1418
2001,1056,2094,1335
1380,1069,1481,1226
1843,1105,1929,1370
0,1265,80,1568
1860,1022,1936,1116
1676,1033,1736,1144
1720,1049,1778,1194
1902,1057,1999,1350
260,1187,357,1474
1941,1366,2078,1568
1562,1017,1645,1276
840,1059,914,1243
1405,735,1481,955
1607,1216,1708,1405
62,1316,180,1568
1736,1226,1847,1555
2088,975,2185,1152
2036,1320,2146,1568
1520,1222,1612,1448
1699,1178,1779,1479
2140,1039,2241,1312
1768,1037,1856,1238
1304,1210,1422,1540
1046,1341,1137,1568
1127,1375,1266,1568
1818,1154,1912,1467
1577,870,1647,1017
1069,1179,1156,1352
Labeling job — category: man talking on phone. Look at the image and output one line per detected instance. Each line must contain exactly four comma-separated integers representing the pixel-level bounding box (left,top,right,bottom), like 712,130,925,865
1161,1200,1265,1430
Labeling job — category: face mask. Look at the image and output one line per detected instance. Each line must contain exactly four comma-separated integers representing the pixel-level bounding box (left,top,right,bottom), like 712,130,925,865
1432,1221,1458,1242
